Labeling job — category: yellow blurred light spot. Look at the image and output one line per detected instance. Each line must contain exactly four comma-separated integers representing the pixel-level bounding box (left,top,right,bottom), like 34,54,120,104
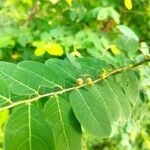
5,0,16,6
34,47,46,56
65,0,73,6
0,128,4,144
130,131,137,141
0,110,9,126
33,42,64,57
23,0,33,6
124,0,132,10
71,50,81,57
32,41,45,48
11,53,21,60
145,139,150,149
110,44,120,55
100,69,108,79
46,43,64,56
128,64,133,68
50,0,59,4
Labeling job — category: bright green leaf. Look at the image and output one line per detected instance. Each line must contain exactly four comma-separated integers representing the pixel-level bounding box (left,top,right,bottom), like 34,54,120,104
117,25,139,41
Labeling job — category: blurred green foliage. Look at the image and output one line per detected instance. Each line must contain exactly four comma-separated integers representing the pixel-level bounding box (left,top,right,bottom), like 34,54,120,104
0,0,150,62
0,0,150,149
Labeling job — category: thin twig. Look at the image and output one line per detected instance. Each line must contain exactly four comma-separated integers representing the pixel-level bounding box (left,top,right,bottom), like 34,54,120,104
0,57,149,112
23,0,40,27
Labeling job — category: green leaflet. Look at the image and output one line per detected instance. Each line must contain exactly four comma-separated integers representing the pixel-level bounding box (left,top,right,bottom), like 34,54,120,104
104,78,131,121
4,104,55,150
44,96,82,150
45,58,79,82
18,61,63,89
115,35,139,53
88,82,121,122
89,78,131,122
66,53,81,70
0,62,38,95
0,76,11,107
69,89,111,137
117,25,139,41
0,61,64,97
120,71,139,105
76,57,110,78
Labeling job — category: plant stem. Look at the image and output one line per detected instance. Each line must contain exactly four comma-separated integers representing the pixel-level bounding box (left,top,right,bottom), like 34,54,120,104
23,0,40,27
0,57,149,112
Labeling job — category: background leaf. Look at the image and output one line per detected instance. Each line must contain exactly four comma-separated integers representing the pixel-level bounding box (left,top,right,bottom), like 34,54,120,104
117,25,139,41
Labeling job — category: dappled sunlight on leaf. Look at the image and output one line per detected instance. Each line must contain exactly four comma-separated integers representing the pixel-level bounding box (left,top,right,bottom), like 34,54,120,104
11,53,21,60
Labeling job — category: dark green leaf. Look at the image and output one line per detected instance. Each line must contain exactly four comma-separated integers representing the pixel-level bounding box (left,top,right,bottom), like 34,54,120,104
69,89,111,137
44,96,82,150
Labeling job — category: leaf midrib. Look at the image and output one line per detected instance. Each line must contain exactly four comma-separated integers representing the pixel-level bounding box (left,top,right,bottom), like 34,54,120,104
0,95,12,104
51,62,76,80
18,65,63,89
0,70,38,95
76,89,100,128
28,104,32,150
55,96,71,150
